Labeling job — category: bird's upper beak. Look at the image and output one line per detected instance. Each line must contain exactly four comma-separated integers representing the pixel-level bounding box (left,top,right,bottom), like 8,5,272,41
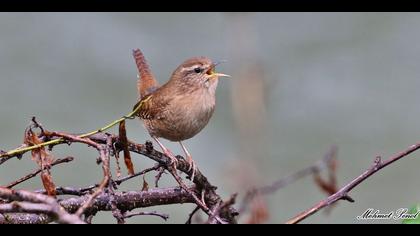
207,61,231,79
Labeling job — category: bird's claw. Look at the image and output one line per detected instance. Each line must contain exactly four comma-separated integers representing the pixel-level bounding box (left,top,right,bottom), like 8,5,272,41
164,150,179,170
186,156,197,181
170,157,179,170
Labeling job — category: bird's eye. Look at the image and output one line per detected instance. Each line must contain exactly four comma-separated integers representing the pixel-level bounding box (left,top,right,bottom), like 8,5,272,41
194,67,202,73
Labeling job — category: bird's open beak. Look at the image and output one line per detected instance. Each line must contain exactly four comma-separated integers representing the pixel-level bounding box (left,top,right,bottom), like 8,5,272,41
207,70,231,79
207,60,231,79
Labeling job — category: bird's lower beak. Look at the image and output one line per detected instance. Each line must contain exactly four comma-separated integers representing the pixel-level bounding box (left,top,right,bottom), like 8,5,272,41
214,73,231,78
209,72,231,79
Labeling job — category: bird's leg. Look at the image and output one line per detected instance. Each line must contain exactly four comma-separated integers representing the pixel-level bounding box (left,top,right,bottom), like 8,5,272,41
180,141,196,181
153,137,178,170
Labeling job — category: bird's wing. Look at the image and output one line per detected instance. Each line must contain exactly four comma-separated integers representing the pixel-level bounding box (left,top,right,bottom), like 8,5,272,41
132,93,168,120
133,49,159,99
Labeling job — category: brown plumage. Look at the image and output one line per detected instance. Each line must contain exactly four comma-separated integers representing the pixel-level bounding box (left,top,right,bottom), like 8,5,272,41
133,49,159,99
132,49,229,179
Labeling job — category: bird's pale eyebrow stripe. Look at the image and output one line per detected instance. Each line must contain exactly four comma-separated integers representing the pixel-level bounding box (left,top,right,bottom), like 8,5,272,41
180,65,202,72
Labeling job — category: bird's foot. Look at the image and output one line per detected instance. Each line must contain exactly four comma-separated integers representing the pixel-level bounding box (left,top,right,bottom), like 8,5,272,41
163,149,179,171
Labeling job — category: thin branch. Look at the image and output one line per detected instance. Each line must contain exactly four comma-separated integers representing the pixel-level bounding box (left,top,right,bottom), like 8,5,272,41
35,186,97,196
113,144,122,178
88,133,238,223
239,145,337,214
185,206,200,224
0,211,51,224
154,166,166,187
62,187,195,213
168,167,220,222
114,165,160,186
35,132,217,191
109,186,125,224
206,194,237,224
84,214,94,224
0,187,84,224
37,166,160,197
75,138,112,217
286,143,420,224
4,157,74,189
123,211,169,221
2,186,195,224
1,124,238,224
0,155,15,166
44,131,101,149
0,103,145,159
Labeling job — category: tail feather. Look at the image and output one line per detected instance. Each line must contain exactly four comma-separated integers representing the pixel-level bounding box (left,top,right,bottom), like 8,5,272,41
132,49,159,99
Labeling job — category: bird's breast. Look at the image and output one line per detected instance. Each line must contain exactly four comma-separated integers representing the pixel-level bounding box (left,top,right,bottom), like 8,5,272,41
144,90,216,141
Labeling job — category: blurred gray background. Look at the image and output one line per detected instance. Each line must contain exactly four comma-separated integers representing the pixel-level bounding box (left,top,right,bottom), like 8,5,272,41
1,12,420,224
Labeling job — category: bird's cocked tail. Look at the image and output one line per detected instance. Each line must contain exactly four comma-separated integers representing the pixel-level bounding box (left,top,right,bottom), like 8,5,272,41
132,49,159,99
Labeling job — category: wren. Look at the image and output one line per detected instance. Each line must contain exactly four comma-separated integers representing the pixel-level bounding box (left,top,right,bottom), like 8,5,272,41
132,49,230,179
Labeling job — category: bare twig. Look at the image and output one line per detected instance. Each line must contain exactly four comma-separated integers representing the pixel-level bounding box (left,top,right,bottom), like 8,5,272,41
0,187,84,224
0,211,51,224
168,168,216,221
114,165,160,186
111,204,125,224
75,138,111,217
35,186,97,196
88,133,237,223
0,155,15,166
207,193,237,224
4,157,74,189
185,206,200,224
109,186,125,224
2,186,195,224
40,131,112,217
44,131,100,148
0,100,146,160
1,121,237,224
286,143,420,224
84,214,94,224
239,146,338,214
123,211,169,221
31,117,45,135
113,146,122,178
154,166,166,187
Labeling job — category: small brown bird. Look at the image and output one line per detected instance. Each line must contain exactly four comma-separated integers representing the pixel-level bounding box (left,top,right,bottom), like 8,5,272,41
132,49,230,179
